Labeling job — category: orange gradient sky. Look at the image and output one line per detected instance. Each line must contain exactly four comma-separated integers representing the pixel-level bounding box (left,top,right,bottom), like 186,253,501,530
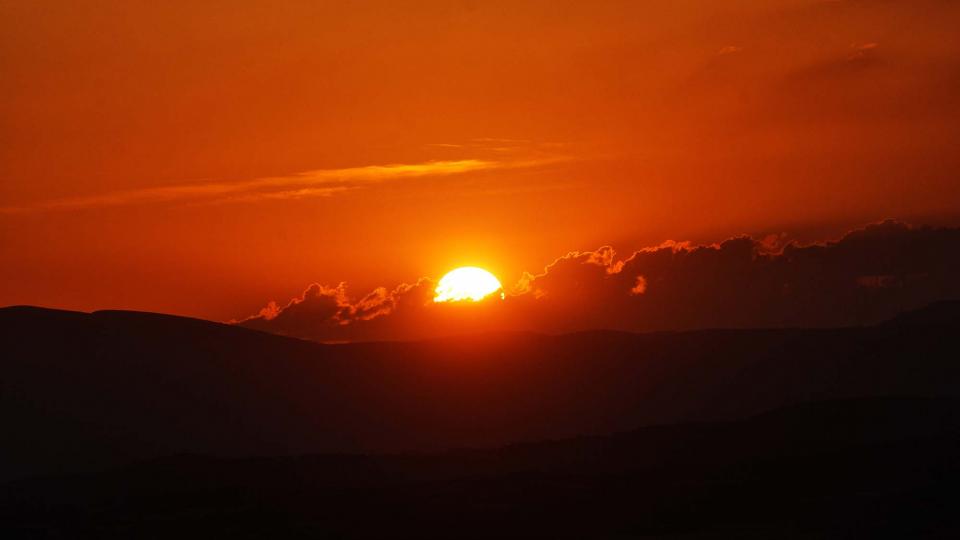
2,1,960,321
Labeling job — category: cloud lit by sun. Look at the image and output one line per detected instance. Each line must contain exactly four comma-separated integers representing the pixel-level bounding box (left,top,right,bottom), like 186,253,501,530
433,267,504,303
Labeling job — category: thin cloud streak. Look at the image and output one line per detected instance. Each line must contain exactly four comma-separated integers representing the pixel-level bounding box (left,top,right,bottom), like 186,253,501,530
204,187,354,206
1,158,553,213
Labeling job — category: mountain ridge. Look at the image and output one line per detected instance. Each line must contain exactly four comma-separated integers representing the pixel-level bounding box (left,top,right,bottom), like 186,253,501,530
4,396,958,539
2,302,958,482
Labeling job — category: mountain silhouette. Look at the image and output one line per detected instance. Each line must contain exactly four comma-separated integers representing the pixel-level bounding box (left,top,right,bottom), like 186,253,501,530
3,397,958,538
2,303,959,482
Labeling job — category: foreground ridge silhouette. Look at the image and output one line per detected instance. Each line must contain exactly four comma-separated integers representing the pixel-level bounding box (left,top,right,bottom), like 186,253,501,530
2,302,959,537
3,397,958,538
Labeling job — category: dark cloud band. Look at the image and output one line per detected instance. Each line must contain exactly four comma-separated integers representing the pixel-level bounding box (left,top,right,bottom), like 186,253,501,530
240,221,960,342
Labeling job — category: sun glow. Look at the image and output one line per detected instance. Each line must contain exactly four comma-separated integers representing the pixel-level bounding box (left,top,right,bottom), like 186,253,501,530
433,267,504,303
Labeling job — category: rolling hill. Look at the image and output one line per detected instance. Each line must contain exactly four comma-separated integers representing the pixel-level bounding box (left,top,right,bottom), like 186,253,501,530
2,303,958,481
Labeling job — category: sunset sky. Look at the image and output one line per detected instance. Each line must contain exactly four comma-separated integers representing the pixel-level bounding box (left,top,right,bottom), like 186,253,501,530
2,0,959,326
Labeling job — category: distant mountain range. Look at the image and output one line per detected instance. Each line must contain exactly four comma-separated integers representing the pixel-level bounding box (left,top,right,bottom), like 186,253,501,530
2,303,959,537
2,302,958,482
4,396,958,538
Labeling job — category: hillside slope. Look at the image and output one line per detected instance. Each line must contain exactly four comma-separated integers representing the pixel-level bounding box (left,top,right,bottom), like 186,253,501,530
2,304,958,480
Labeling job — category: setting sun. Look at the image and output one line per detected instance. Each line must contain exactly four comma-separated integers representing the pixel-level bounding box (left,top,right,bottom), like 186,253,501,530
433,267,503,303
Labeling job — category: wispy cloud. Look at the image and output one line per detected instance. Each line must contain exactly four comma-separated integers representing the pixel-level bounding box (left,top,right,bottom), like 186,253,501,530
2,158,553,213
205,186,353,206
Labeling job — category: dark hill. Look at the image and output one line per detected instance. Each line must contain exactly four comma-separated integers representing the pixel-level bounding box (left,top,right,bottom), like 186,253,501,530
3,397,958,539
883,299,960,327
2,304,959,481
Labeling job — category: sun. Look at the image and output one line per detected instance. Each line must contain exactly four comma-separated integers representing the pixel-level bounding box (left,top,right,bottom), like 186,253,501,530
434,267,504,303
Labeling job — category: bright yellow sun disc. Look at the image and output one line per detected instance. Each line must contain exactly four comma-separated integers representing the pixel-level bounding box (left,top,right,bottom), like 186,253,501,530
433,267,503,302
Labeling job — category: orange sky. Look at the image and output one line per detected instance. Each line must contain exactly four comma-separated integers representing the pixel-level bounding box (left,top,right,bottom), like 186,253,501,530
2,0,959,321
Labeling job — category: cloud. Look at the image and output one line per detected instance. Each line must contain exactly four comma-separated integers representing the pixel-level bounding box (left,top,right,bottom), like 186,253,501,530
716,45,743,56
206,187,352,205
1,158,549,213
630,276,647,295
848,42,879,61
238,220,960,342
240,278,443,342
